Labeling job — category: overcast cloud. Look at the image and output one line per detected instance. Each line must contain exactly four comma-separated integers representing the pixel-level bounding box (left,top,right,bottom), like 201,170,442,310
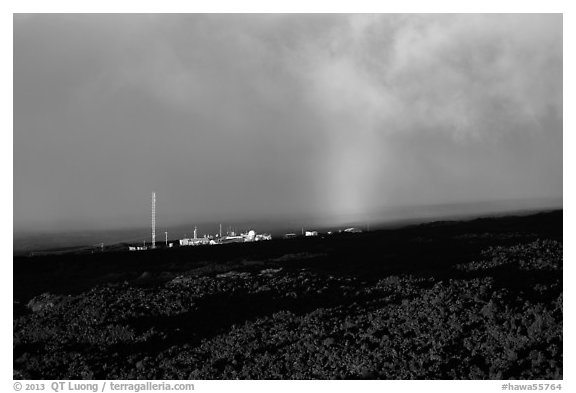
13,14,562,232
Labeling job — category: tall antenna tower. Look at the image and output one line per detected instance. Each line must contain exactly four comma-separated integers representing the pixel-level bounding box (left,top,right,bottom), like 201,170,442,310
151,192,156,249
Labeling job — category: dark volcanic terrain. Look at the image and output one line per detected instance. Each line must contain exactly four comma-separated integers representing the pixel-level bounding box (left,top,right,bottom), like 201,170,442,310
13,211,562,379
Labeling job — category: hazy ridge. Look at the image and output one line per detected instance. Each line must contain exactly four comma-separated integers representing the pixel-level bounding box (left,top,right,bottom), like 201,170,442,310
13,198,561,255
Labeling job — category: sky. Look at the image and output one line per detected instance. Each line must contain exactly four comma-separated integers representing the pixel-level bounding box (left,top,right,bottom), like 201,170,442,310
13,14,562,233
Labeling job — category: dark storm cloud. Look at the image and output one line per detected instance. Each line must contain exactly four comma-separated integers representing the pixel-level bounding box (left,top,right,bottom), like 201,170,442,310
13,14,562,232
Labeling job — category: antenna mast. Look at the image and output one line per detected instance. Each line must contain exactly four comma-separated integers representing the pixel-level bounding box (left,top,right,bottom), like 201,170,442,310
151,192,156,249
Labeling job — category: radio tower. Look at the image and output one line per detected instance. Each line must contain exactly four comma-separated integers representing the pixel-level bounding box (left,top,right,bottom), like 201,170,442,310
151,192,156,249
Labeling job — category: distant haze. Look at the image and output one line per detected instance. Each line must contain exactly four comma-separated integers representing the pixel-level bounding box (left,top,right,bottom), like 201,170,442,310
14,14,562,234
